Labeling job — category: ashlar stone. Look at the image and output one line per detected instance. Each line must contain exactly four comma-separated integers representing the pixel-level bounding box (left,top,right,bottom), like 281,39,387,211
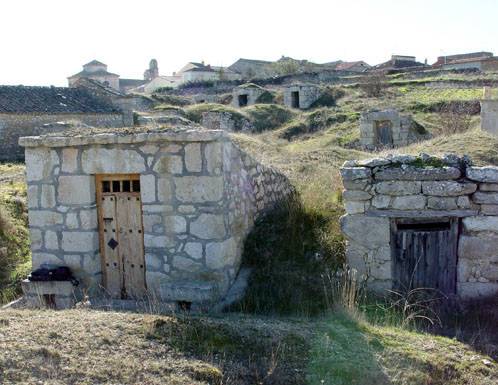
340,215,390,248
140,174,156,203
40,185,56,208
61,232,98,253
190,214,226,239
205,142,223,173
184,143,202,172
27,185,38,209
29,210,63,227
184,242,203,260
427,197,458,210
153,155,183,174
58,176,95,205
205,238,237,270
463,216,498,232
174,176,223,203
371,195,391,209
79,209,97,230
345,201,367,214
164,215,187,234
391,195,426,210
342,190,372,201
61,148,79,173
375,181,421,196
82,147,146,174
422,181,477,196
25,148,59,182
472,192,498,205
44,230,59,250
466,166,498,183
340,167,371,181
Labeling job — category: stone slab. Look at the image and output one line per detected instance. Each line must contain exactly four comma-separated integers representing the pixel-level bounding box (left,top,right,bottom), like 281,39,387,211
366,209,478,218
375,167,461,181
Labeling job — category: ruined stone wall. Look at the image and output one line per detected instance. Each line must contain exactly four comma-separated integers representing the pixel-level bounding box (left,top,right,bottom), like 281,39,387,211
283,85,320,109
20,130,292,305
231,86,266,107
0,113,125,161
201,112,253,132
340,154,498,299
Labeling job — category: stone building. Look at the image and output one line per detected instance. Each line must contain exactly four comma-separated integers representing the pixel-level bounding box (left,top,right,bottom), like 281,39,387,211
68,60,121,91
232,83,269,108
340,154,498,300
481,88,498,136
0,85,127,161
20,126,292,310
283,84,320,109
359,110,429,149
228,58,274,79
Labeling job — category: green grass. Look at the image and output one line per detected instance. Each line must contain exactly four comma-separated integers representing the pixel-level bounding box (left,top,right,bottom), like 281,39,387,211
184,103,247,125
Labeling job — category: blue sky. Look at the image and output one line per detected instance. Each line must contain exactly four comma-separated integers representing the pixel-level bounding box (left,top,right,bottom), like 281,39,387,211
0,0,496,86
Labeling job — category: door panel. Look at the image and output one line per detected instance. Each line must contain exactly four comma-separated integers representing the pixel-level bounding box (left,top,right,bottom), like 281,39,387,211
117,194,146,298
101,195,122,298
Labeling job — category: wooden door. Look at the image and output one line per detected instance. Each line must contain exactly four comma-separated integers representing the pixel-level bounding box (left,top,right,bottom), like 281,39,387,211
374,121,393,146
97,175,146,299
392,219,458,296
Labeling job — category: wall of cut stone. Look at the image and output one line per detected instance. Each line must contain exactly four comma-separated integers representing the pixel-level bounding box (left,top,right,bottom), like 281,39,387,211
231,86,266,107
0,113,125,161
283,85,321,109
21,130,292,305
481,99,498,136
340,154,498,299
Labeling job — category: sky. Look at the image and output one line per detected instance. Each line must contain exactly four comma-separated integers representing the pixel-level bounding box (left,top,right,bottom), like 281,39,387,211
0,0,497,86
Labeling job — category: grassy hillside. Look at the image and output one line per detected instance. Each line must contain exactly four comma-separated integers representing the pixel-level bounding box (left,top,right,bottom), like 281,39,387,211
0,308,496,385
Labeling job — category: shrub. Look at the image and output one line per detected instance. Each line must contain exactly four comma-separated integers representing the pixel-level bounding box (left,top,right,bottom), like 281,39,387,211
309,87,345,108
433,101,476,135
359,72,388,97
245,104,295,132
255,90,275,104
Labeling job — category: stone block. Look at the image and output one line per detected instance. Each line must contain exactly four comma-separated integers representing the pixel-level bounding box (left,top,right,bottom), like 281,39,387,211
457,196,471,209
159,281,217,302
205,142,223,174
479,183,498,192
174,176,223,203
472,191,498,205
345,201,367,214
172,255,202,271
143,214,162,233
459,234,498,259
65,212,79,229
340,215,390,248
25,148,59,182
458,282,498,299
466,166,498,183
463,216,498,232
185,143,202,172
422,181,477,196
139,144,159,154
79,209,98,230
427,197,458,210
370,262,391,281
61,148,79,173
140,174,156,203
27,185,38,209
480,204,498,215
371,195,391,209
157,178,173,203
30,229,43,250
82,147,146,174
40,185,56,208
340,167,371,181
184,242,203,260
145,271,167,291
58,176,95,205
342,190,372,201
375,181,421,196
357,158,392,167
190,214,226,239
144,235,176,248
44,230,59,250
375,167,461,181
22,280,76,309
29,210,63,227
205,238,237,269
345,242,368,277
31,252,64,269
391,195,426,210
342,179,370,191
145,254,163,270
164,215,187,234
153,154,183,174
61,232,98,253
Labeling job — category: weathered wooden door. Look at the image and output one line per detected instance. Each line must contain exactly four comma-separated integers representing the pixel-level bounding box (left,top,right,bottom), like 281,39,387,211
374,120,393,146
97,175,146,299
392,219,458,296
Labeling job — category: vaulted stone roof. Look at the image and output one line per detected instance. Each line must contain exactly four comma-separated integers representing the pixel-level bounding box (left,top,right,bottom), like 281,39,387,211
0,85,120,114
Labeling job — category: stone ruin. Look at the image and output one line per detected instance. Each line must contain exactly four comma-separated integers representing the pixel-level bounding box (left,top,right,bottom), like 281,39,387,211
481,88,498,136
20,126,293,310
232,83,269,108
283,84,320,109
201,111,253,132
359,109,429,149
340,153,498,300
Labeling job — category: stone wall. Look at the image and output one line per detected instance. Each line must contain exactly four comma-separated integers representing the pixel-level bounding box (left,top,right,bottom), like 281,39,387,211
283,84,321,109
481,99,498,136
0,113,126,161
231,85,266,108
201,112,253,132
20,129,293,306
340,153,498,300
359,110,429,149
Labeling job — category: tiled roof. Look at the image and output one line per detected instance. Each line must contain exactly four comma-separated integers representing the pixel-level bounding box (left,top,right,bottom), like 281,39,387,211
0,85,120,114
84,60,107,67
119,78,148,87
68,69,119,78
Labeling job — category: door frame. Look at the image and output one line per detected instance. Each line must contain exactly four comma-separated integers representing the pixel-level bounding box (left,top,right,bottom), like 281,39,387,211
96,173,145,296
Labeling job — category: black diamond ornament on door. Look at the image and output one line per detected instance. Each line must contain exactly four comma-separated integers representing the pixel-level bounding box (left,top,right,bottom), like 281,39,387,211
107,238,119,250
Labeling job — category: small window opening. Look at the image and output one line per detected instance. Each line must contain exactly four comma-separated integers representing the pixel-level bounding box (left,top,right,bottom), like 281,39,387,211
291,91,300,108
122,180,131,192
102,181,111,193
238,94,248,107
112,181,121,192
177,301,192,312
132,180,140,192
397,221,451,231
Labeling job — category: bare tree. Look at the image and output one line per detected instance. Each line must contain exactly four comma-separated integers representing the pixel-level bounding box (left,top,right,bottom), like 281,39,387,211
434,101,474,135
359,72,388,97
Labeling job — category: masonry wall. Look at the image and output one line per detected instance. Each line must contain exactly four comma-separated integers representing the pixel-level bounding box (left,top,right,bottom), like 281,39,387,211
22,131,292,305
481,99,498,136
283,85,320,109
201,112,253,132
340,154,498,299
0,113,125,161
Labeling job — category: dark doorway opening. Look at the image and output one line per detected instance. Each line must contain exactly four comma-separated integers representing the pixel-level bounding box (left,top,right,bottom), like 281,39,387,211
291,91,300,108
392,218,459,297
238,94,248,107
374,120,394,146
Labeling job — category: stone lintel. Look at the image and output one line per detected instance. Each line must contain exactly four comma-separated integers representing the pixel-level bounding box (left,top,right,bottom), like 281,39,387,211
19,129,227,148
366,209,478,218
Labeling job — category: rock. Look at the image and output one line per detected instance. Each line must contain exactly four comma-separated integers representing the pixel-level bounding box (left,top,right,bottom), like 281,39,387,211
184,143,202,172
205,238,237,269
340,167,371,181
79,209,97,230
142,214,162,233
375,167,461,181
61,148,79,173
174,176,223,203
458,282,498,299
472,192,498,205
391,195,426,210
82,148,146,174
371,195,391,209
457,196,471,209
28,210,63,227
463,216,498,232
370,262,391,281
459,235,498,259
466,166,498,183
422,181,477,196
61,232,98,253
172,255,202,271
153,154,183,174
140,174,156,203
342,190,372,201
480,204,498,215
184,242,203,260
145,253,163,270
40,185,56,208
386,154,417,164
479,183,498,192
345,243,368,277
31,253,64,269
340,215,390,248
44,230,59,250
344,201,367,214
205,142,223,174
342,179,370,190
427,197,458,210
342,160,358,167
357,158,391,167
190,214,226,239
375,181,421,196
144,235,176,248
57,176,95,205
30,229,43,250
25,148,59,182
27,185,38,209
164,215,187,234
